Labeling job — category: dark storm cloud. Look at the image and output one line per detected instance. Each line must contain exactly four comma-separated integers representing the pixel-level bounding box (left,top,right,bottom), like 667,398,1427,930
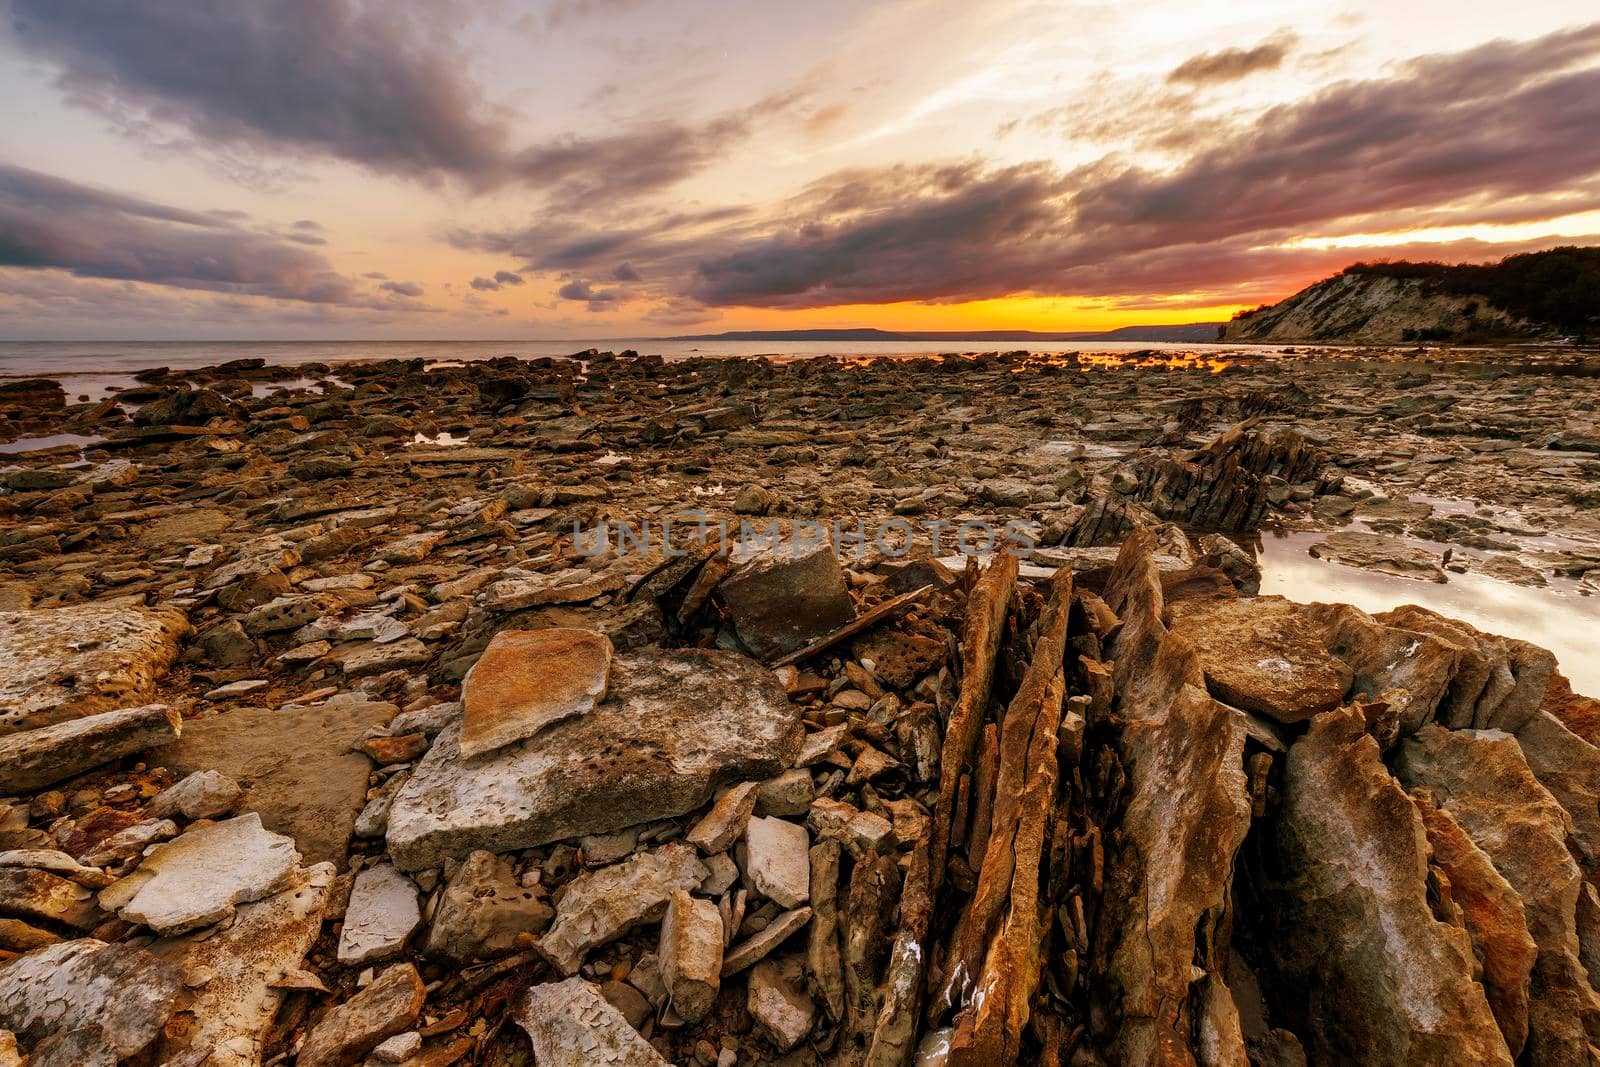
611,263,642,282
493,270,524,285
470,276,502,291
557,278,623,311
0,163,414,308
1167,31,1298,85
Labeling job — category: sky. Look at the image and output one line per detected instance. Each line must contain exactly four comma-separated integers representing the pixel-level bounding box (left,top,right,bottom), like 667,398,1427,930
1,1,1598,340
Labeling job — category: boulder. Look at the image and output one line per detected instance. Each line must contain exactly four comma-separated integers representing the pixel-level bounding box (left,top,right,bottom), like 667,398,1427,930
0,939,182,1060
718,536,856,660
386,650,800,870
1265,707,1512,1065
1303,602,1458,735
0,604,188,733
538,843,707,976
99,813,301,935
515,977,668,1067
145,769,242,821
0,704,181,793
458,627,612,759
1378,606,1555,733
151,695,395,866
1168,596,1352,723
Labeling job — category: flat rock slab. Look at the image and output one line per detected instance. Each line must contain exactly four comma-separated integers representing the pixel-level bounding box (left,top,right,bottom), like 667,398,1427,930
149,863,334,1067
0,604,188,733
538,843,707,976
1309,530,1447,582
336,864,420,965
296,962,424,1067
150,695,395,866
1169,597,1352,724
0,704,181,793
515,977,669,1067
0,938,183,1059
386,649,800,870
100,813,301,935
459,627,612,759
719,537,856,660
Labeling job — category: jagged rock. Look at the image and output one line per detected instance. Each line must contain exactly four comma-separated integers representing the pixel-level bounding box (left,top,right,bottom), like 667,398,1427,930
458,627,612,758
754,769,814,817
1380,606,1556,733
807,797,895,856
78,818,177,867
0,703,181,793
423,850,552,963
1409,792,1536,1055
1168,596,1352,723
99,813,301,935
1266,707,1512,1065
0,939,182,1059
717,535,856,660
296,962,424,1067
152,695,396,865
1309,530,1447,582
659,889,723,1023
1396,724,1600,1064
515,977,668,1067
386,650,800,869
146,769,242,821
1304,602,1458,735
538,843,707,976
749,956,816,1052
745,816,811,908
1515,710,1600,867
150,863,334,1067
0,604,188,733
336,864,420,965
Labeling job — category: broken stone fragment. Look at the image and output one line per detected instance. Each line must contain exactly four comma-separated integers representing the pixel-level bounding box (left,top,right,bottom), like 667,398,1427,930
149,863,335,1067
0,849,112,889
458,627,612,759
687,781,760,854
659,889,724,1023
145,769,242,822
754,768,814,817
717,535,856,660
0,867,104,929
515,977,669,1067
0,603,188,732
0,939,182,1060
386,649,800,870
0,703,182,793
151,695,396,866
1168,596,1352,723
100,812,301,935
423,850,552,964
336,863,420,966
77,818,177,867
722,907,813,976
748,956,816,1052
538,842,708,976
295,962,424,1067
807,797,895,856
745,816,811,908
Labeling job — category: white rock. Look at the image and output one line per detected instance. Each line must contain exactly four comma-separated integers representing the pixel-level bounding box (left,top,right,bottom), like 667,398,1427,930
744,817,810,908
100,813,301,935
748,956,816,1052
658,889,723,1023
147,769,242,821
514,977,668,1067
337,864,421,965
538,843,707,976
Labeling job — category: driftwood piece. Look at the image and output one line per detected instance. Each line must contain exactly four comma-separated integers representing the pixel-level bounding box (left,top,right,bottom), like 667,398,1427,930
932,554,1019,890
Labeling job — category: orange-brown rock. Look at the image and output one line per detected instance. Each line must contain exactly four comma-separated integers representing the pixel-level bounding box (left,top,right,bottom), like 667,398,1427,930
458,627,612,759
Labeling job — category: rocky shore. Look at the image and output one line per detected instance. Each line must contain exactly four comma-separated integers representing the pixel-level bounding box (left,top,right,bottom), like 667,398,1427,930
1,345,1598,1065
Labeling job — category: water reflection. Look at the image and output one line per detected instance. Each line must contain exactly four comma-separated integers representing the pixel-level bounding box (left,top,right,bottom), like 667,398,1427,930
1257,527,1599,697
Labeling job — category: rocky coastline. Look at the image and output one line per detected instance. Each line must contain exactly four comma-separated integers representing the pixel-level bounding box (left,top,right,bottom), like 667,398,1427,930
1,344,1599,1065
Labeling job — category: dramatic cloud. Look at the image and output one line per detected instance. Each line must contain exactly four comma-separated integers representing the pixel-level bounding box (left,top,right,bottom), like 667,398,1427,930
8,0,505,179
494,270,524,285
557,278,623,311
0,163,416,308
6,0,802,204
470,276,502,291
1167,31,1298,85
379,280,424,297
